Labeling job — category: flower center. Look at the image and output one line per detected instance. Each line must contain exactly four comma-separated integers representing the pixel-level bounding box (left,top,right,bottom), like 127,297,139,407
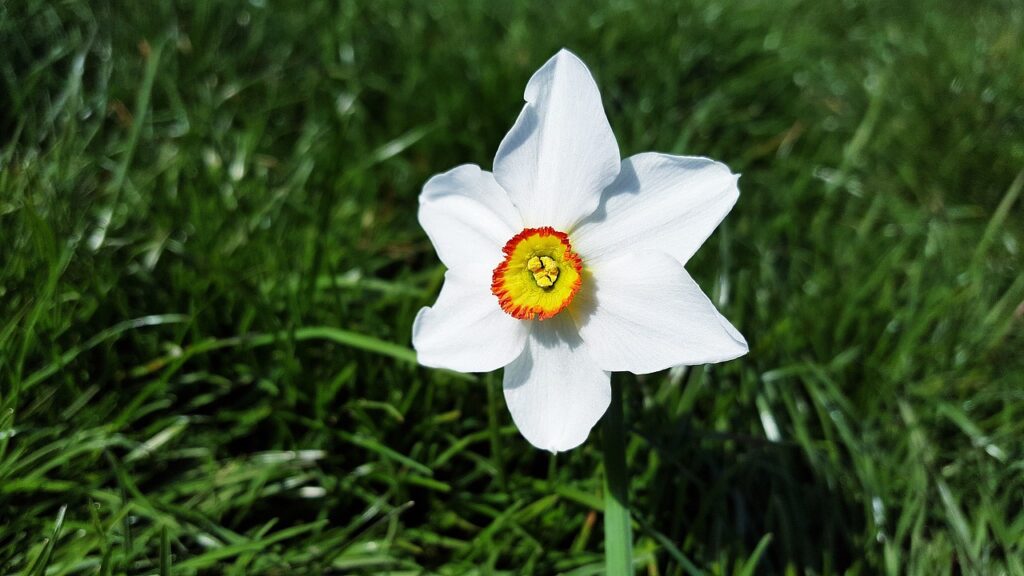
527,255,560,287
491,227,583,320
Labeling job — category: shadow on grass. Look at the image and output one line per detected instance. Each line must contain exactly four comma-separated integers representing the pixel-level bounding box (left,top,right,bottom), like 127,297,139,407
628,378,865,574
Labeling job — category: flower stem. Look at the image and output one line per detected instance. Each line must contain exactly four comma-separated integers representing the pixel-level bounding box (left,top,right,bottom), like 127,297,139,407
486,374,508,492
603,377,633,574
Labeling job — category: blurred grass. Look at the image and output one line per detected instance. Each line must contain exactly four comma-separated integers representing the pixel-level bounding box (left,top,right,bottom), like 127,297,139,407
1,0,1022,574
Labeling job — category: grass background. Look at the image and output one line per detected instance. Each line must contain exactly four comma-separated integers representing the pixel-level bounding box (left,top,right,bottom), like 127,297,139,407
2,0,1023,574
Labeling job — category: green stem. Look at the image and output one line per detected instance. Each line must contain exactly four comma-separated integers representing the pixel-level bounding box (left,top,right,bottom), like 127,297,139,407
486,374,508,492
603,377,633,574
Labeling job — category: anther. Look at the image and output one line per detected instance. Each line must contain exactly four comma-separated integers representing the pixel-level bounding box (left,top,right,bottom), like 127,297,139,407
527,255,560,288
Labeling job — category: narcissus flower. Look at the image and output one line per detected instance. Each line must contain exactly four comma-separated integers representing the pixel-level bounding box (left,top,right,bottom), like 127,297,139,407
413,49,748,452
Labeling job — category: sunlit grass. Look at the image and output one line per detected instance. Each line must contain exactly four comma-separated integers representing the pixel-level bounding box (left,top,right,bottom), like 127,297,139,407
1,0,1022,574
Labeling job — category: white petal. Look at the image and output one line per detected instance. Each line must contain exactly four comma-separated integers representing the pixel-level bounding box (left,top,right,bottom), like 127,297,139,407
571,250,747,374
419,164,523,278
413,271,529,372
502,315,610,452
572,153,740,266
493,49,620,230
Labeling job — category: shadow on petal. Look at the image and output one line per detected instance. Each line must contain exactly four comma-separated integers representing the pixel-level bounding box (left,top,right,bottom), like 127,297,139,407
493,106,539,174
571,156,642,230
567,267,600,328
502,315,586,393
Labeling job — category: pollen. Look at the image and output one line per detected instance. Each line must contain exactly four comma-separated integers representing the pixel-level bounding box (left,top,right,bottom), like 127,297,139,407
491,227,583,320
527,255,560,287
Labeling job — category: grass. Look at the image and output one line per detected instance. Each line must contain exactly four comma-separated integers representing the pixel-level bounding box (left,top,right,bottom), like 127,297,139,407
1,0,1023,573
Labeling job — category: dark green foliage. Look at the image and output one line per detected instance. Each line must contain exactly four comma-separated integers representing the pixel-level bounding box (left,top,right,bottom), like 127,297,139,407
1,0,1022,573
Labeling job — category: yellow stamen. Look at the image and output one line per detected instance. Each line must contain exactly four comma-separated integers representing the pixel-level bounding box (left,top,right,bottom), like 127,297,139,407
527,255,560,288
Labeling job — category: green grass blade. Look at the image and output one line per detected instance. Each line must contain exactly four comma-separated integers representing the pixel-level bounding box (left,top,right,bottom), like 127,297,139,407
160,525,171,576
603,378,633,575
28,504,66,576
736,533,773,576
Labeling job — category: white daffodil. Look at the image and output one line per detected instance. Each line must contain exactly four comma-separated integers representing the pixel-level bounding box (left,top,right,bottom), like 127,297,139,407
413,49,748,452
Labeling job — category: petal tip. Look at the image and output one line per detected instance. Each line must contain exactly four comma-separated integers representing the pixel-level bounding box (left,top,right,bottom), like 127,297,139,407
419,163,483,204
523,427,591,454
525,48,598,103
552,47,584,65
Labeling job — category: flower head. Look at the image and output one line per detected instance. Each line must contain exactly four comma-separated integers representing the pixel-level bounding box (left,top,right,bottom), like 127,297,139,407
413,49,748,452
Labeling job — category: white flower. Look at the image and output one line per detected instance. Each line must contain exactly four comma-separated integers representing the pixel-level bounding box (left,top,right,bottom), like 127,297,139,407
413,49,748,452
